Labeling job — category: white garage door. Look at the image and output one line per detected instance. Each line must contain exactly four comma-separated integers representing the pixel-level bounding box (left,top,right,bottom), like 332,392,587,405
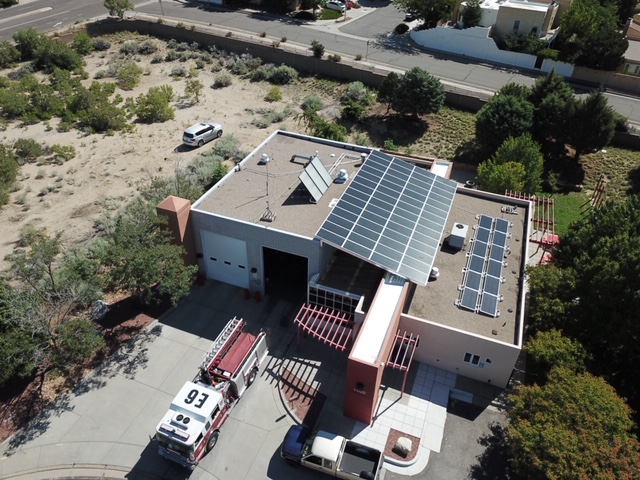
201,231,249,289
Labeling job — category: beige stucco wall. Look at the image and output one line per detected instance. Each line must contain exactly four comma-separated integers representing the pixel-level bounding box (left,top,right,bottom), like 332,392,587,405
494,5,549,38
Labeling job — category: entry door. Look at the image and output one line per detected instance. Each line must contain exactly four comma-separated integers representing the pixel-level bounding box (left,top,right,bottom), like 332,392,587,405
201,231,249,288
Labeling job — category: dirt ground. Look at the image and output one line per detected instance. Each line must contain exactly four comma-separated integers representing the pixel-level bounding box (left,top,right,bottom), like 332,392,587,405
0,34,339,269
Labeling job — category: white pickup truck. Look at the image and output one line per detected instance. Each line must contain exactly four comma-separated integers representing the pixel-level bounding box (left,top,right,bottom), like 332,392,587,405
281,425,384,480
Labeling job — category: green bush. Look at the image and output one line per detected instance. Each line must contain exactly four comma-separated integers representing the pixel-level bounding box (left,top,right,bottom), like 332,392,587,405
14,138,44,162
13,28,47,61
135,85,175,123
384,138,399,150
116,62,143,90
50,144,77,163
165,49,179,62
341,81,375,106
328,54,341,62
119,40,139,56
170,65,188,78
302,94,324,112
32,39,84,73
268,65,298,85
0,144,18,207
341,99,366,122
265,86,282,102
72,32,94,55
251,65,270,82
0,0,19,6
0,41,21,68
212,134,244,161
394,23,410,34
311,41,325,58
213,74,232,88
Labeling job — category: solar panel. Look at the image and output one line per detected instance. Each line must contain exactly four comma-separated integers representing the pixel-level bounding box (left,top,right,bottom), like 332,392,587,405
299,155,333,203
476,227,491,243
495,218,510,234
493,231,507,248
479,293,499,317
465,270,483,291
471,240,488,257
316,151,457,285
490,245,505,262
469,254,485,273
487,259,503,278
479,215,493,230
460,288,479,311
484,275,501,296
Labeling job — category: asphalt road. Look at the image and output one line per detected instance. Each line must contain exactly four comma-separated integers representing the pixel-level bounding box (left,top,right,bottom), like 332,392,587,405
1,0,640,123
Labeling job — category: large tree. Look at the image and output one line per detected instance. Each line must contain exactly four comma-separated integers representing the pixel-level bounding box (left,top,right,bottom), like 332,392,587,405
529,195,640,413
556,0,627,71
99,199,198,306
475,93,534,154
391,67,445,117
460,0,482,28
491,134,543,193
477,159,525,193
566,89,615,160
507,367,640,479
394,0,456,29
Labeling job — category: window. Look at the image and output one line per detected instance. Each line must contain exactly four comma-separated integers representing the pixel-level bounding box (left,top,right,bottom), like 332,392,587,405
323,459,333,469
306,455,322,466
513,20,520,33
463,352,481,365
531,26,538,35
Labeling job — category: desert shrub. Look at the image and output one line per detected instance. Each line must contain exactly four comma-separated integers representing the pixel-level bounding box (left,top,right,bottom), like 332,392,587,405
195,59,205,69
94,70,107,79
213,74,232,88
311,118,347,141
212,134,244,161
0,144,18,207
301,94,324,112
251,65,270,82
184,79,204,103
0,0,19,6
0,84,28,120
151,53,164,64
189,42,200,51
355,53,363,61
384,138,399,150
341,81,375,106
50,144,76,163
394,23,410,34
72,32,94,55
265,86,282,102
119,40,140,56
116,62,143,90
92,37,111,51
260,31,267,38
0,41,20,68
227,57,248,76
138,39,158,55
328,53,341,62
311,40,325,58
13,138,44,162
170,65,188,78
165,49,179,62
268,65,298,85
135,85,175,123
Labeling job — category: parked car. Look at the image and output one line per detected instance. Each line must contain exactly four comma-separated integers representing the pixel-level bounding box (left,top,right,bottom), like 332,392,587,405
325,0,346,12
183,122,223,147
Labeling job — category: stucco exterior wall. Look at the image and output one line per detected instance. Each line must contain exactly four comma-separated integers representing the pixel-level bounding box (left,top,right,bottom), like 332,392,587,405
494,6,547,38
398,315,520,388
410,26,573,76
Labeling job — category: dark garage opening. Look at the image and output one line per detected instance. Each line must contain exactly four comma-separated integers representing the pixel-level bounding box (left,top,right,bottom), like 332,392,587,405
263,247,308,300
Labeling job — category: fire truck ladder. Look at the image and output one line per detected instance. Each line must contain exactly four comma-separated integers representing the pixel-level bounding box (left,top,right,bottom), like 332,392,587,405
202,317,245,372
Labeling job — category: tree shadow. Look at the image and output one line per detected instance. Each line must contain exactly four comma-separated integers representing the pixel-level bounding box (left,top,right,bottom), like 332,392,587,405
3,388,73,455
627,166,640,194
469,422,522,480
453,139,483,165
370,32,423,56
361,113,429,148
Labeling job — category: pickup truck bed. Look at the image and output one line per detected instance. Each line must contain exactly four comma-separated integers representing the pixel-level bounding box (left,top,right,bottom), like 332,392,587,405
340,441,380,477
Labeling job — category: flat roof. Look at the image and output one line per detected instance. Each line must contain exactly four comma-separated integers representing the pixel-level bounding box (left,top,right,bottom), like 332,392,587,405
406,189,528,344
193,131,370,238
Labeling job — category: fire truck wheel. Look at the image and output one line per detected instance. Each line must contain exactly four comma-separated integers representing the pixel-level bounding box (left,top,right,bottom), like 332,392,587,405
247,368,258,386
206,431,219,453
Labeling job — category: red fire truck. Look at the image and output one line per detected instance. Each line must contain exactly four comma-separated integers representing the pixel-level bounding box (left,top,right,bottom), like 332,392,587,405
155,317,268,469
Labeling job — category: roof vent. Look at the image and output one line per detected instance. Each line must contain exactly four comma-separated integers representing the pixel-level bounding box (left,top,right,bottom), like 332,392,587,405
360,152,367,163
259,153,270,165
335,169,349,184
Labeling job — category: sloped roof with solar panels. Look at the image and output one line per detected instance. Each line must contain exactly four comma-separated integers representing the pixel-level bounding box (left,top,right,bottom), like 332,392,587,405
316,151,458,286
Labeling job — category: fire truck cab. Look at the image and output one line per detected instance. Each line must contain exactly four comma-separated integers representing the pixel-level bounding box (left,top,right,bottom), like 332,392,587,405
155,317,268,469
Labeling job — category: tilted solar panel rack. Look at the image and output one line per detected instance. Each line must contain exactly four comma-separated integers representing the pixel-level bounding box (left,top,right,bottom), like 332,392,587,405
456,215,511,317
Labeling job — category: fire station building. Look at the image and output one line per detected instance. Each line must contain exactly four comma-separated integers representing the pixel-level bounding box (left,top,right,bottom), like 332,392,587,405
158,130,530,424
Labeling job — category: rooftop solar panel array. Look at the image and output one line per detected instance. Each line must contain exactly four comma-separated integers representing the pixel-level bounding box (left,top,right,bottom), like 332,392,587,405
316,151,457,285
456,215,511,317
299,155,334,203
